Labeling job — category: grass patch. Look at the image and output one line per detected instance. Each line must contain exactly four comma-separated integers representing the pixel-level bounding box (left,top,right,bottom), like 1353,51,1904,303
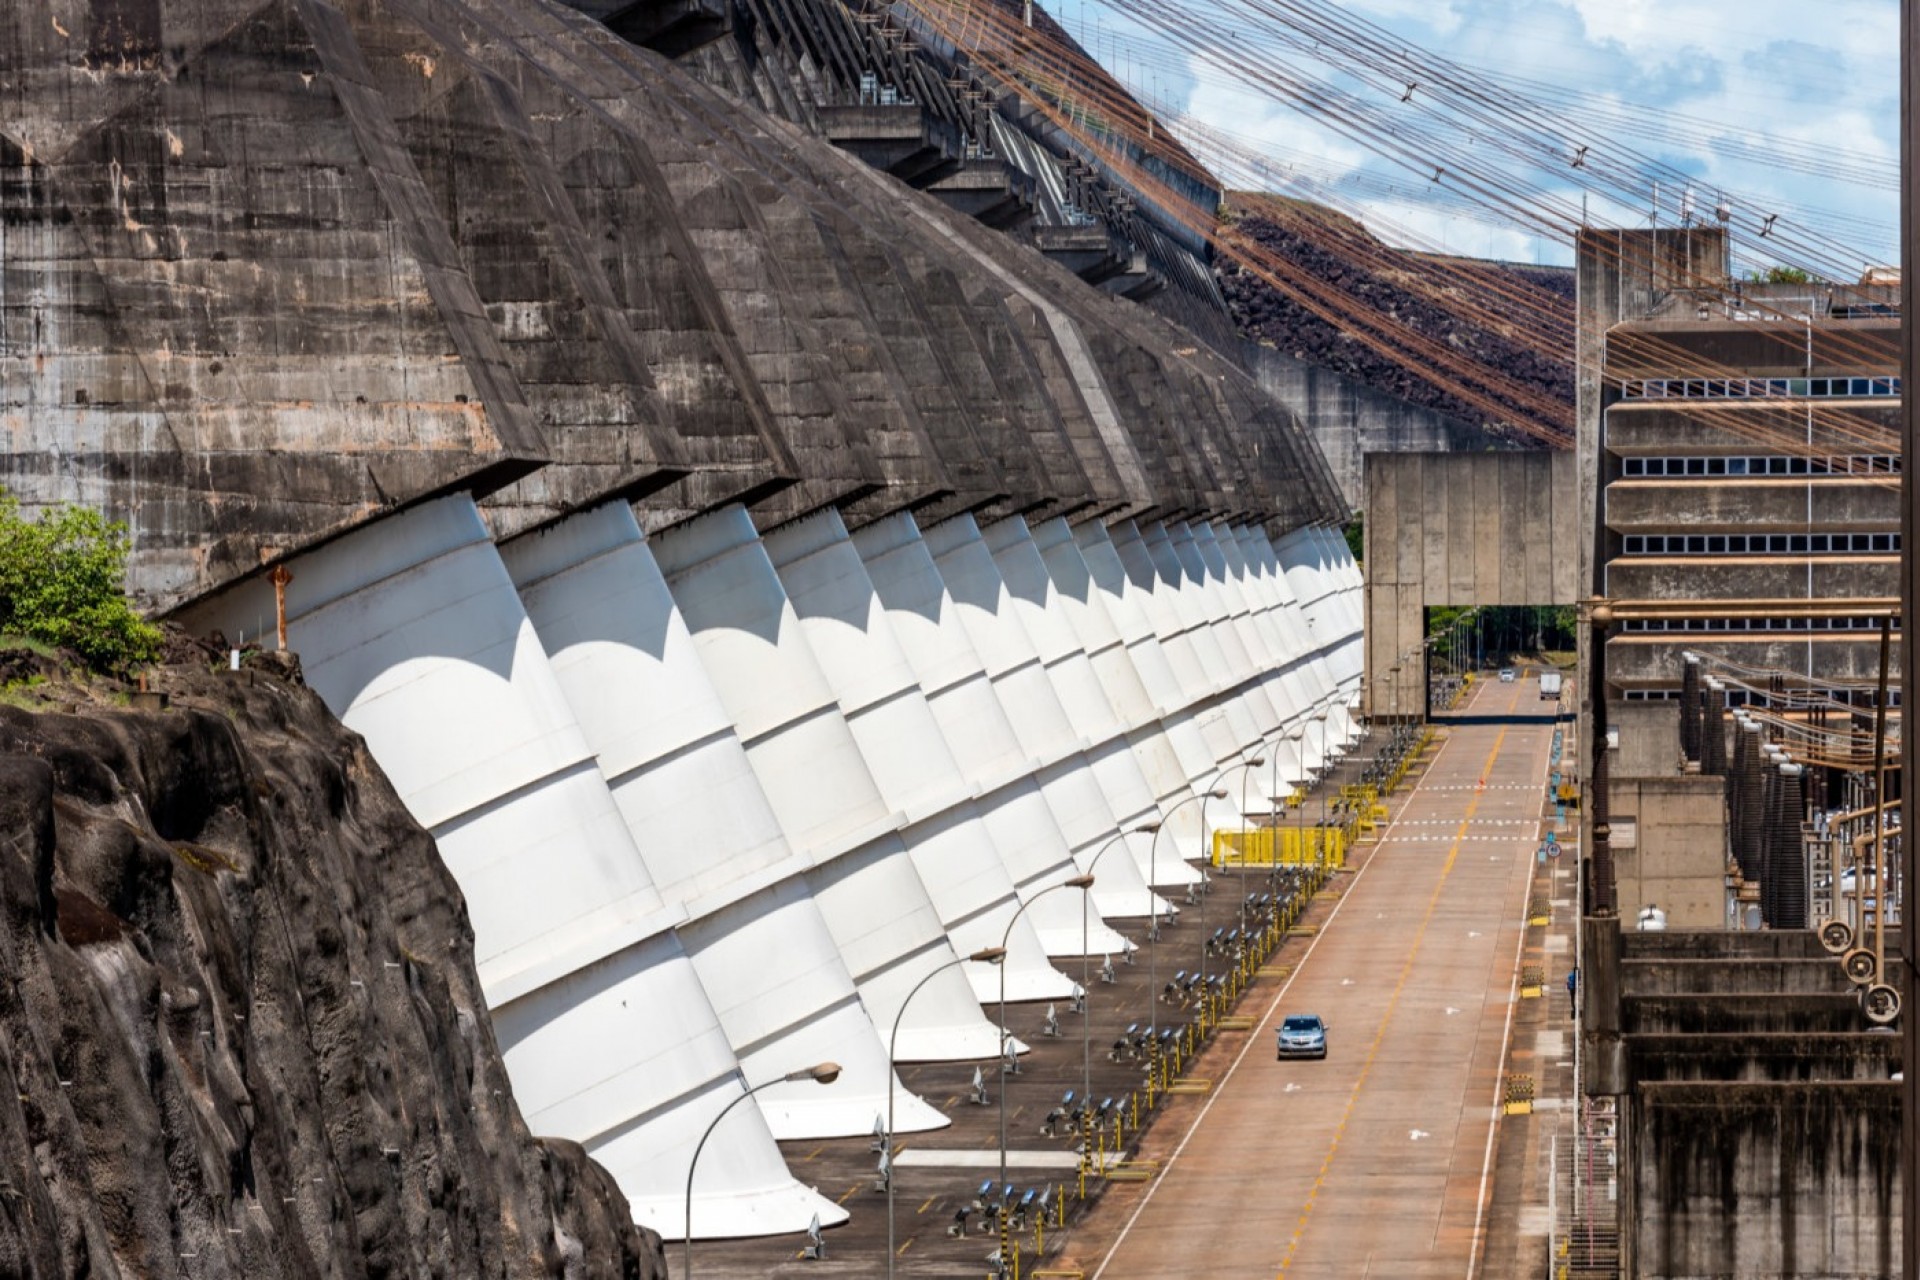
0,633,58,659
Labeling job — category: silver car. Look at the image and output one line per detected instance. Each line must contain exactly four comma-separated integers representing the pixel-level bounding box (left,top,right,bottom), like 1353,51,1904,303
1276,1013,1328,1059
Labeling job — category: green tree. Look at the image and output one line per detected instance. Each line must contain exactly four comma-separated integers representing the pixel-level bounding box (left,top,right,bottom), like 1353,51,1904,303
1746,265,1812,285
1343,513,1364,564
0,492,160,672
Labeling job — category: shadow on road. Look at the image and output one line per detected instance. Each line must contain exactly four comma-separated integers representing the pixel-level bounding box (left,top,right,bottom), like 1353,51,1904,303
1432,711,1570,727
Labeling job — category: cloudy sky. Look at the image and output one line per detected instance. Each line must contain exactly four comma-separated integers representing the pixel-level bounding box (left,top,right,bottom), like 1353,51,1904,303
1050,0,1898,271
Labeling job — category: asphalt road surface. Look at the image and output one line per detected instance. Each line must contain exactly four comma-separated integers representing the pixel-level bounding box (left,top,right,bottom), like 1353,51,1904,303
1090,678,1558,1279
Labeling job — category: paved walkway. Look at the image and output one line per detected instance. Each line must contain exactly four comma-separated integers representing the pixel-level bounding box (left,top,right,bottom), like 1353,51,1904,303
1086,679,1560,1279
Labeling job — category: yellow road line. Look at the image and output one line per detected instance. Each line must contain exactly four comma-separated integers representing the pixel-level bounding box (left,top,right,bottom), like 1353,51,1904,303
1276,727,1510,1276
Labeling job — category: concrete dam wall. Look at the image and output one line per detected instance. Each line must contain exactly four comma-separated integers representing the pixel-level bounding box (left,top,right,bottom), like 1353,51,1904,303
0,0,1366,1243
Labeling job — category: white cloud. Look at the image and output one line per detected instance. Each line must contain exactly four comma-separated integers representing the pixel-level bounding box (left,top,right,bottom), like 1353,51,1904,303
1095,0,1898,266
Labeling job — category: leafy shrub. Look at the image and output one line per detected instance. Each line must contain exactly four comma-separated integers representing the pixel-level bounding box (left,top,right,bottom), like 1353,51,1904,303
0,492,161,672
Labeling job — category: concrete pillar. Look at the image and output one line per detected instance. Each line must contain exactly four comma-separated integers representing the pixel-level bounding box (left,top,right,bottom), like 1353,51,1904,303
499,502,946,1141
1139,521,1234,700
1071,520,1186,717
1170,521,1257,690
175,495,841,1240
850,512,1131,959
651,506,999,1063
1274,526,1350,725
1198,521,1285,735
762,510,1071,1005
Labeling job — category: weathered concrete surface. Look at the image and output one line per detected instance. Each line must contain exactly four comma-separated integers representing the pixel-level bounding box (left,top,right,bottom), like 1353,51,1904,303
1634,1082,1899,1280
1603,931,1902,1280
1607,776,1727,928
1362,450,1578,713
0,0,1345,616
0,640,663,1279
1248,343,1500,510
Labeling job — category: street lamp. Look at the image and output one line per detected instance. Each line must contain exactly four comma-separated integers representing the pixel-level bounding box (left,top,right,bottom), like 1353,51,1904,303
684,1061,842,1279
1192,759,1260,989
1081,826,1159,1115
999,875,1096,1192
1221,758,1267,935
1314,710,1332,871
888,947,1005,1278
1147,789,1228,1035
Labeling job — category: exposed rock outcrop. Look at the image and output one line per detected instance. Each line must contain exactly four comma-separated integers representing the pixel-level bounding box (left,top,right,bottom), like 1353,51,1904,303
0,640,663,1279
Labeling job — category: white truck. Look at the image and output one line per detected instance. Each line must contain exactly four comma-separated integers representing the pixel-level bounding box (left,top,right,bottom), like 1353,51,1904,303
1538,670,1564,701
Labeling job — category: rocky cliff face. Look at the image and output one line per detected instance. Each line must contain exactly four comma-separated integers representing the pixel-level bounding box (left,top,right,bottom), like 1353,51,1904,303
0,640,663,1279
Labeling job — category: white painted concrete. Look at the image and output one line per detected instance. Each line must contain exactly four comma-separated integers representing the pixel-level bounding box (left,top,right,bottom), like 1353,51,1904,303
500,503,946,1140
982,517,1206,896
763,510,1072,1007
176,495,841,1241
923,515,1179,923
850,513,1132,960
651,506,1000,1064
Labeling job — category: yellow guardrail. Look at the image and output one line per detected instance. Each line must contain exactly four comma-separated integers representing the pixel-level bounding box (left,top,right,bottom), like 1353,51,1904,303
1211,825,1348,869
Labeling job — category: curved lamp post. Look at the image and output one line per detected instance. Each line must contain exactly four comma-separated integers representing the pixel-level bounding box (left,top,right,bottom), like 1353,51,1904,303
1193,760,1262,989
999,874,1096,1192
1220,758,1266,935
1081,826,1158,1111
685,1061,842,1278
887,947,1005,1278
1146,789,1227,1035
1312,710,1332,871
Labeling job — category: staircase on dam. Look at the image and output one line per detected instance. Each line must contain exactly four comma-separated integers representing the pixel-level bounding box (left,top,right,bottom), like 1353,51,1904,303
0,0,1367,1248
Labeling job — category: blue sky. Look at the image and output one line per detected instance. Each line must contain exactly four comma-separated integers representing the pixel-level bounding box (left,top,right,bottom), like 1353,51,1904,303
1051,0,1898,271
